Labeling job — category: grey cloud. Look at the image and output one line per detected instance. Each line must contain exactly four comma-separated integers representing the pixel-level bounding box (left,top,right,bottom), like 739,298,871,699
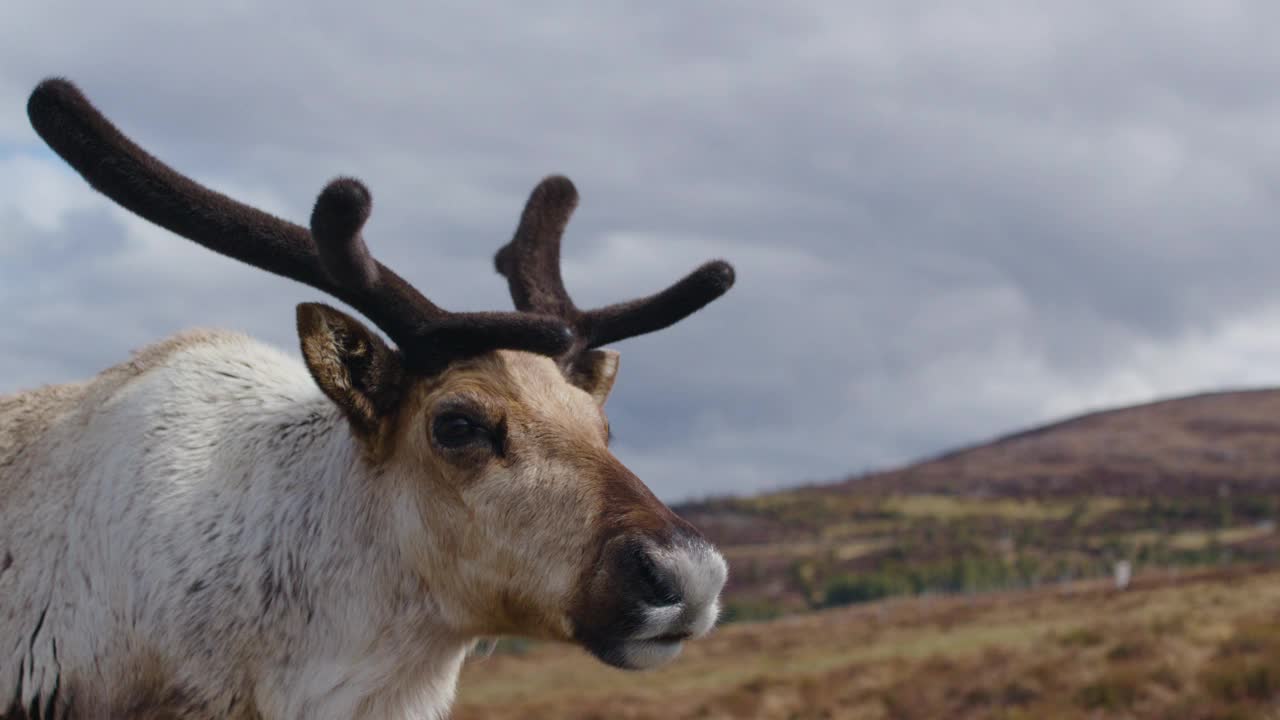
5,2,1280,498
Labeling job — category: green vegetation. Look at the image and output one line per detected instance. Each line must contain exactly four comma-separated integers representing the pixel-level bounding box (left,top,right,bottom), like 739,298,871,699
702,490,1280,619
820,553,1035,607
719,597,785,624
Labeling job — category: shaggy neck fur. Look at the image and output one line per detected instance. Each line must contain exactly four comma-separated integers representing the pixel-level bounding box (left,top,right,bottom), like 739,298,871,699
0,331,469,720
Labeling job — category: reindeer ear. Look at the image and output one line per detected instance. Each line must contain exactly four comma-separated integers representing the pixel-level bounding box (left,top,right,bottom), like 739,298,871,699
569,349,620,407
297,303,404,434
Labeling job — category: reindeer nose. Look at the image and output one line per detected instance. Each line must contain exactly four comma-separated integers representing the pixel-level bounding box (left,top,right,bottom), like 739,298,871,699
632,549,683,607
573,533,727,670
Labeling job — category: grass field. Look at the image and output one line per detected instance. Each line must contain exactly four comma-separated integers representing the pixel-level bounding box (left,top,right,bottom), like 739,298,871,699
454,566,1280,719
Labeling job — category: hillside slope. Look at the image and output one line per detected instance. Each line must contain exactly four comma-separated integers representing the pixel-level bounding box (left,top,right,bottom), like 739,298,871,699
676,388,1280,615
847,388,1280,498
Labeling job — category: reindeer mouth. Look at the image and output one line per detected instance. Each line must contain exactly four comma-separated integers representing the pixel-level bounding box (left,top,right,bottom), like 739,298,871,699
611,636,687,670
589,598,716,670
577,610,704,671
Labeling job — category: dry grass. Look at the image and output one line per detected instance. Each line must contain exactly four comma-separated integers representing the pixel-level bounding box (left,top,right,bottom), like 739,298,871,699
454,566,1280,719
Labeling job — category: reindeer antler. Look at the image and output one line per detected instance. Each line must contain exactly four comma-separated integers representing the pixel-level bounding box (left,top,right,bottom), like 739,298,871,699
27,78,574,373
494,176,735,359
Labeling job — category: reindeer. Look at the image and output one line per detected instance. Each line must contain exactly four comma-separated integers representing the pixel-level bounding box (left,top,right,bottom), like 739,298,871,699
0,79,734,719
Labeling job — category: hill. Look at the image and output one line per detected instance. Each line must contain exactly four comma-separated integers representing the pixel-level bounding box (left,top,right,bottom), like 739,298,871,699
845,388,1280,498
676,388,1280,617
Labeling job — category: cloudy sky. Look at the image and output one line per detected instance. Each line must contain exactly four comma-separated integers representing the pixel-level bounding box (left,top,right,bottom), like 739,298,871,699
5,1,1280,499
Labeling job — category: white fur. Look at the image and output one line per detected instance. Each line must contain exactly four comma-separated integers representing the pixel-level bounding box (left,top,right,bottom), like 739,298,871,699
0,332,470,718
654,540,728,639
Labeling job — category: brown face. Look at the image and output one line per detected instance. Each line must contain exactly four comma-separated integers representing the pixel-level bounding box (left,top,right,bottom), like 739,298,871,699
387,349,728,670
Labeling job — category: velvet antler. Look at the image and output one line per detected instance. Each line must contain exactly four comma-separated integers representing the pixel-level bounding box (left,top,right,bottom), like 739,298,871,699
27,78,573,373
494,175,735,358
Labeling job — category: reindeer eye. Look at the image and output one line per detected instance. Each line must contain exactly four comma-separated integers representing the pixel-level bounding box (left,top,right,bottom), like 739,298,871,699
432,412,490,449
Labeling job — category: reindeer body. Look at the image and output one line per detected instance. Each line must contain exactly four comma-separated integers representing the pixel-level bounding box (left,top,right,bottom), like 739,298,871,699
2,79,735,719
2,331,473,718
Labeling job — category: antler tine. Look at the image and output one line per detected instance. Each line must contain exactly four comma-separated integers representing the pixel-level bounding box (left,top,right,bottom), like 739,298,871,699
579,260,735,349
310,177,380,292
496,176,735,356
494,174,580,319
28,78,574,372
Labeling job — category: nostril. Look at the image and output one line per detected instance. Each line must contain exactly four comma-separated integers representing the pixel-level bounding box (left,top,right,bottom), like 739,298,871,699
634,551,682,607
